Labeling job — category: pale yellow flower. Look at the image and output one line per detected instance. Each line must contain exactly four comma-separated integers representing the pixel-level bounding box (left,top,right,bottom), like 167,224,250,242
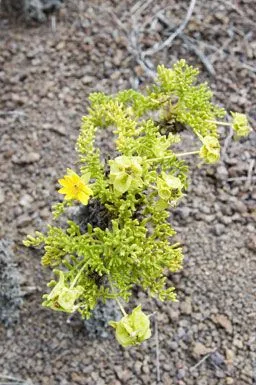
157,172,183,201
231,112,252,137
42,271,83,313
199,136,220,164
58,169,92,205
109,305,151,347
109,156,143,195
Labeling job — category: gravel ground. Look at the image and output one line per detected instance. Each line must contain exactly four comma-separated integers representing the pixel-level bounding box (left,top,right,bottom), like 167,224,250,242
0,1,255,384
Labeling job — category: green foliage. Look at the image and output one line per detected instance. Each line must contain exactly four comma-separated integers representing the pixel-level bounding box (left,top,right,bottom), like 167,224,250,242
24,60,251,345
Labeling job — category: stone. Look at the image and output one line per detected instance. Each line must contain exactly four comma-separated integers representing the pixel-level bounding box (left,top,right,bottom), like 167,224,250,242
84,300,121,339
233,338,243,349
0,240,22,325
210,351,225,366
180,298,192,315
16,214,32,227
114,367,132,382
1,0,64,21
213,314,233,334
193,342,213,356
12,152,40,165
246,234,256,251
81,76,95,85
141,374,151,385
167,309,180,323
40,207,50,219
0,188,4,204
19,193,34,207
216,165,228,180
175,206,190,219
213,223,225,236
71,372,85,384
168,341,178,351
49,125,67,136
220,216,232,225
230,198,247,214
134,361,142,375
162,372,174,385
177,368,186,379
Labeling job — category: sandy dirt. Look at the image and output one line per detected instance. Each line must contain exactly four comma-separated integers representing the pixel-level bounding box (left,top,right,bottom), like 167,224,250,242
0,1,255,384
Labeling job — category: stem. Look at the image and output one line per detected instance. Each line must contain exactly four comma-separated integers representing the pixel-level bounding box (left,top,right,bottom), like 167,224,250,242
71,263,87,288
175,150,200,157
109,280,127,316
115,297,127,317
206,120,231,126
146,150,200,163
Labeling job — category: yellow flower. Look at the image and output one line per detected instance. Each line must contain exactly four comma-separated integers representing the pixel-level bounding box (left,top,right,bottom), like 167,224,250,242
58,169,92,205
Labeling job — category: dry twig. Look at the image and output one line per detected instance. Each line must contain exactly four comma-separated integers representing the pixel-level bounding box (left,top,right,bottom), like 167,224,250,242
130,0,155,18
154,313,161,383
227,176,256,182
0,374,32,385
142,0,197,58
51,15,56,33
190,350,215,371
245,159,255,189
180,35,215,76
222,126,233,161
0,110,26,116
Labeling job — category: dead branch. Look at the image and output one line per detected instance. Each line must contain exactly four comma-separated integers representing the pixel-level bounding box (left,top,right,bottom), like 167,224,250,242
190,350,215,371
154,313,161,383
0,374,33,385
0,110,26,116
222,126,233,161
181,35,215,76
142,0,197,58
245,159,255,189
227,176,256,182
130,0,154,18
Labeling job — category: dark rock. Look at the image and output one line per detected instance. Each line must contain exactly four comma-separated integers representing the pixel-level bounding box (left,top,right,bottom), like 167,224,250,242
0,240,22,326
210,351,225,366
1,0,64,22
168,341,178,351
84,300,121,339
74,200,112,232
175,206,191,220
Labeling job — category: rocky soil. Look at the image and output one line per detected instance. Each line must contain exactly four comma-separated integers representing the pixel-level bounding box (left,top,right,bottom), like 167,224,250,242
0,1,255,384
